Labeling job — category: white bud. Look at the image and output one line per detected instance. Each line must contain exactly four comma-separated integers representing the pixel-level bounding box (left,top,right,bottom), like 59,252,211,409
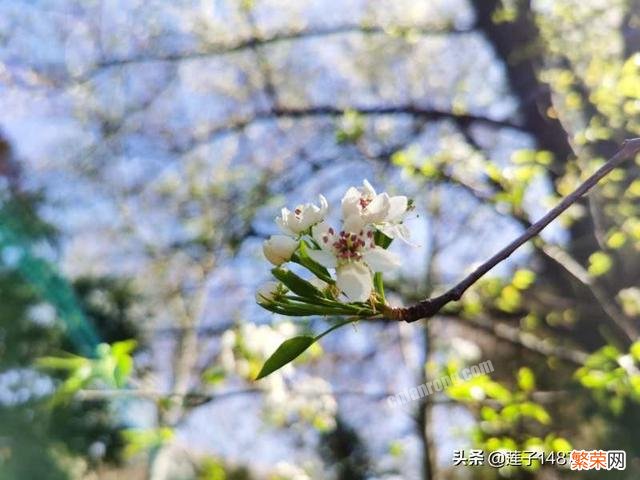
263,235,298,265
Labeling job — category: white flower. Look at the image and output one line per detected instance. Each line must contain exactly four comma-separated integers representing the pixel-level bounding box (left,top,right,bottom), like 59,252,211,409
263,235,298,265
271,461,311,480
341,179,411,242
276,194,328,236
255,281,281,304
307,221,400,302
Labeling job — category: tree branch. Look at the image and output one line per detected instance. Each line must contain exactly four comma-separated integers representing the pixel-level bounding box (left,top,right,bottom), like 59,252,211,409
78,23,475,78
388,138,640,324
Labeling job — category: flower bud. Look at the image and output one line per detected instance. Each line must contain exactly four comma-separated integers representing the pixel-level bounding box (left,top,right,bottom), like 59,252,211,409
263,235,298,265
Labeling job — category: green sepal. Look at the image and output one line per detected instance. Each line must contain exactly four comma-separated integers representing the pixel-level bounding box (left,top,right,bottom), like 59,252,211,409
374,230,393,249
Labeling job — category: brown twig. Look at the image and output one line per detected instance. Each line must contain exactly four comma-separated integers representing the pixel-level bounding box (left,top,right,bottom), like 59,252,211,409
388,138,640,323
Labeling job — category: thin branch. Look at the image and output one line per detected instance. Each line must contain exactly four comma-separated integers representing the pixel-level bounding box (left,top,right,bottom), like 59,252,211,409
168,105,525,157
538,242,637,340
76,23,475,80
437,315,589,366
388,138,640,326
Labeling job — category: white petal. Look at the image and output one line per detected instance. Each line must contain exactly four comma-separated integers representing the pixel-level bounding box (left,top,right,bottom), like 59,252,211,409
387,196,408,222
381,224,415,245
343,214,365,233
298,213,317,231
276,218,293,236
312,221,335,247
341,187,362,218
394,224,414,244
362,247,401,272
362,179,377,196
276,209,296,236
307,249,338,268
363,193,390,223
336,262,372,302
318,194,328,214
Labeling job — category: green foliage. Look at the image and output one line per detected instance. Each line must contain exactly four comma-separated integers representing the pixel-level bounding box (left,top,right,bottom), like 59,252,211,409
0,193,140,478
197,457,253,480
335,109,365,144
444,362,566,471
37,339,137,403
255,336,316,380
575,342,640,414
271,267,325,299
293,241,333,284
122,427,174,458
256,318,355,379
587,251,613,277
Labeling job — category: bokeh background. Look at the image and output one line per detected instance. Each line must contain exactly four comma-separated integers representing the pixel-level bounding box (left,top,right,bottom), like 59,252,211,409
2,0,640,478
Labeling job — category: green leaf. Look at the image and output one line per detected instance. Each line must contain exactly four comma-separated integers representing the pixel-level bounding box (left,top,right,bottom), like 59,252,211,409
550,437,572,452
112,339,137,357
35,355,87,370
271,268,324,299
294,242,333,283
520,401,551,424
485,382,512,403
114,354,133,388
335,109,365,144
512,269,536,290
255,336,316,380
588,251,613,277
517,367,536,392
202,366,226,385
256,318,357,380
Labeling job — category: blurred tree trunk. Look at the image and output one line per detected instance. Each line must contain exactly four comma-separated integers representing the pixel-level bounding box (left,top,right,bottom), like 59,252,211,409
469,0,630,349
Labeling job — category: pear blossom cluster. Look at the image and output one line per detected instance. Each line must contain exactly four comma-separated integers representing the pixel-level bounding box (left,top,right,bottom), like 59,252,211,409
258,180,413,307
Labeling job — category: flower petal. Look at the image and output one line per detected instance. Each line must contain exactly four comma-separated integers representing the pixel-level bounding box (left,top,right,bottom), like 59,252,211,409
387,195,408,222
318,194,328,214
363,193,390,223
276,208,296,236
343,214,365,233
362,247,400,272
362,179,377,197
336,262,372,302
341,187,362,219
312,221,335,248
307,249,338,268
380,224,414,245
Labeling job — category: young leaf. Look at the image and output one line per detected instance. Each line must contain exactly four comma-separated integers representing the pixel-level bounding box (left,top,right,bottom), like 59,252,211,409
256,318,357,380
271,267,324,299
294,241,334,283
517,367,536,392
255,336,315,380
